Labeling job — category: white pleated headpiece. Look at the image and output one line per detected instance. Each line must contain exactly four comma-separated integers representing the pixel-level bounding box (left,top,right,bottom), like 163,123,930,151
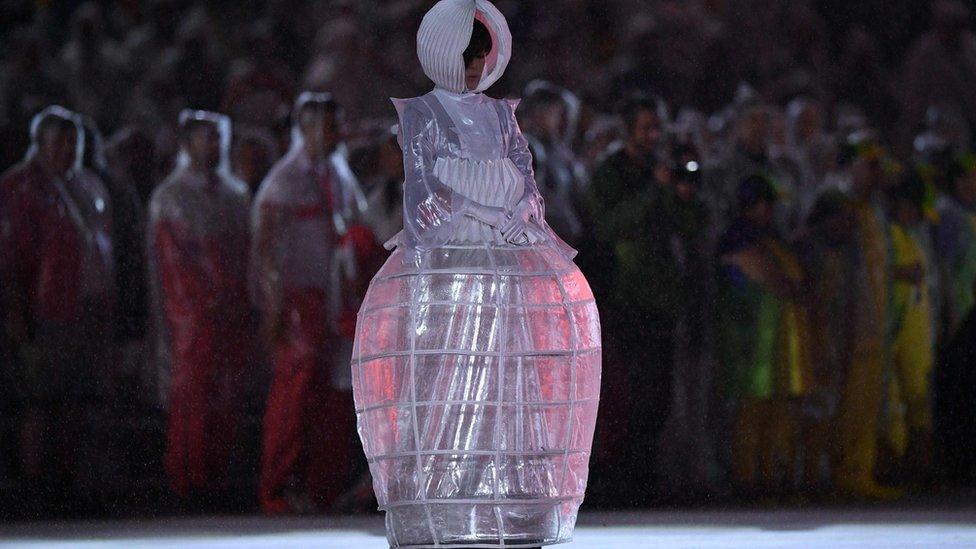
416,0,512,94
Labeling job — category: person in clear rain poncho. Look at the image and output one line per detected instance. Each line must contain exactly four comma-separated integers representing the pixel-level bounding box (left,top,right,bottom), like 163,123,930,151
147,110,253,499
251,92,381,514
79,115,149,361
0,106,115,491
351,1,602,547
520,80,586,247
361,127,406,246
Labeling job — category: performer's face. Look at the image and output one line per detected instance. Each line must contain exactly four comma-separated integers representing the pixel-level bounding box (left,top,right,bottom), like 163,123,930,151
465,52,486,91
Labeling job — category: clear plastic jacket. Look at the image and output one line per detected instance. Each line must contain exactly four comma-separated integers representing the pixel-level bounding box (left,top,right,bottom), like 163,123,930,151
250,145,367,328
386,91,577,262
523,133,586,243
0,106,115,326
0,106,116,399
250,91,374,392
68,167,116,304
81,115,149,341
522,81,587,245
253,94,374,511
352,2,601,547
146,113,252,407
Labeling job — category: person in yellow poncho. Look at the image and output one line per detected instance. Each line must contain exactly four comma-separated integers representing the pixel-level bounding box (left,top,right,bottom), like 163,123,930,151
832,139,903,500
882,175,935,484
717,174,813,496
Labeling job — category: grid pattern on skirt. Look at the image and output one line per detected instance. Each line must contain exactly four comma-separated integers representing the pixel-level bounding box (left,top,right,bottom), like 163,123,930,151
352,241,601,548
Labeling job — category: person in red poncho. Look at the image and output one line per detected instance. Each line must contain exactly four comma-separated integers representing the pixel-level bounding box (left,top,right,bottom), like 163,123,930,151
147,110,253,500
0,106,115,495
251,92,381,514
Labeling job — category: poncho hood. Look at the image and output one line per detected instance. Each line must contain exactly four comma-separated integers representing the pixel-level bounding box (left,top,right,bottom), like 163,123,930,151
417,0,512,94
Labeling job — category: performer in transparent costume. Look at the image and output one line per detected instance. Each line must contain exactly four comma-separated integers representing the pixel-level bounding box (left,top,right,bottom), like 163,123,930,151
351,1,602,547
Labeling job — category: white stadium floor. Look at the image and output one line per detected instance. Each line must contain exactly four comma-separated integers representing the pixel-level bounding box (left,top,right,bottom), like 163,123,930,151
4,507,976,549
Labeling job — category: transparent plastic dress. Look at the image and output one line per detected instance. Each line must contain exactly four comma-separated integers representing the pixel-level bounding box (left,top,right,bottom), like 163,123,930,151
351,2,601,547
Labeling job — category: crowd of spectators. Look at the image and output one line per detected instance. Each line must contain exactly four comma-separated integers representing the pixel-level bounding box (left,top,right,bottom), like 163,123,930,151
2,0,976,517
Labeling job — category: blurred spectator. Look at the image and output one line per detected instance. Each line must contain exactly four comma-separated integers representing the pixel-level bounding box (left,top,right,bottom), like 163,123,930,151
901,1,976,148
105,126,159,206
521,80,587,246
831,139,902,500
147,110,253,501
360,129,405,244
934,155,976,338
579,114,621,171
705,104,799,238
167,8,228,112
785,97,836,217
881,175,934,483
0,26,67,172
221,20,295,128
250,93,373,514
799,189,857,492
716,174,812,496
80,116,148,347
654,138,717,498
584,94,699,503
232,125,279,195
0,106,115,498
832,27,898,139
60,3,131,132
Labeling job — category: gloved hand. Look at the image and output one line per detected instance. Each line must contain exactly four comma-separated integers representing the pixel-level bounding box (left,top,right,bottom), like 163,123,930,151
501,218,529,245
500,193,541,244
466,202,510,228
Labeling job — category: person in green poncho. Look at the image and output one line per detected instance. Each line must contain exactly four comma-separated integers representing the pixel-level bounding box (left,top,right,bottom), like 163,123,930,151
717,174,812,495
583,94,708,503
